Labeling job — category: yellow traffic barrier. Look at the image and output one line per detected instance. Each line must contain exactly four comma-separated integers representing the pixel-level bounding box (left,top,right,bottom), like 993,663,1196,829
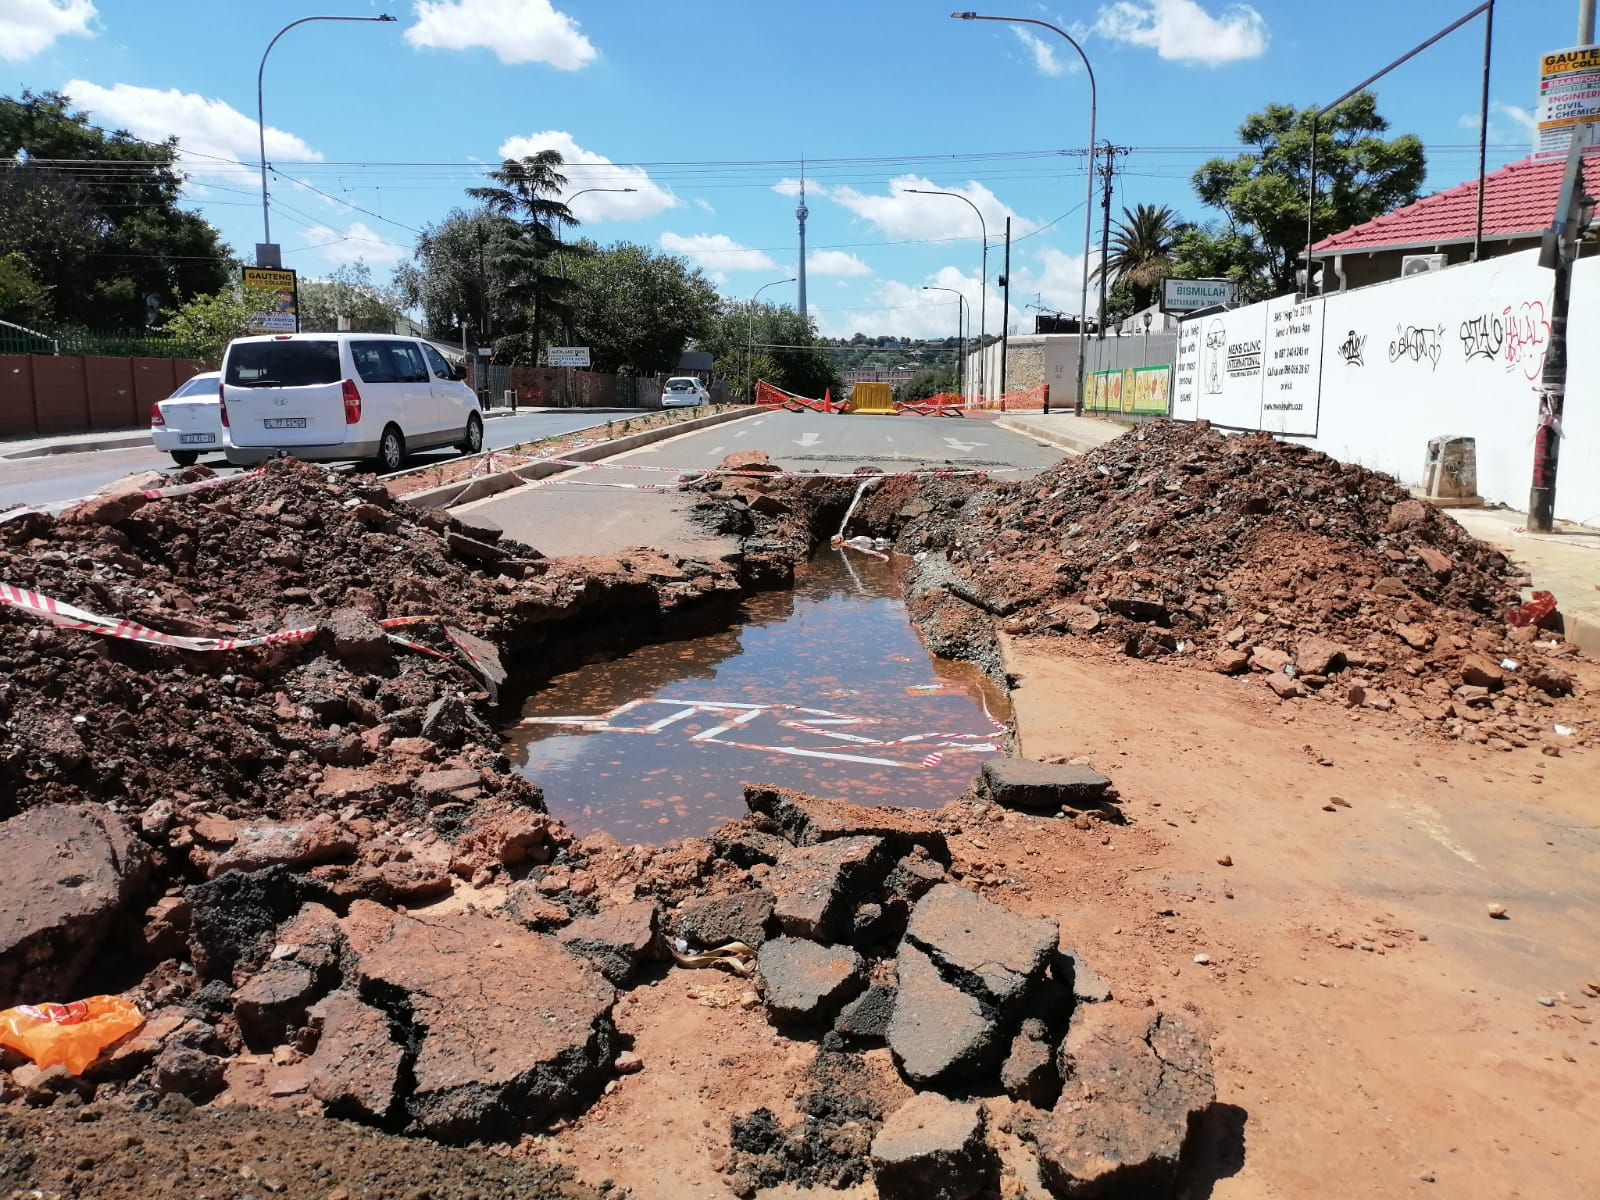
846,382,896,414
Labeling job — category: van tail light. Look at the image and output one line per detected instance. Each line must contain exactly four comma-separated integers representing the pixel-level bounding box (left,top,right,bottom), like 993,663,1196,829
150,403,165,428
217,383,229,427
342,378,362,425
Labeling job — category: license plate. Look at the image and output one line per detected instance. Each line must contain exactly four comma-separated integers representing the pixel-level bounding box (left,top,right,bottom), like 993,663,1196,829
178,433,215,445
263,418,307,430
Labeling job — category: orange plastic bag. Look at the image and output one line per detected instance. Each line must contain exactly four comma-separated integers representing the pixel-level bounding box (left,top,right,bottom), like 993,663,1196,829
0,995,145,1074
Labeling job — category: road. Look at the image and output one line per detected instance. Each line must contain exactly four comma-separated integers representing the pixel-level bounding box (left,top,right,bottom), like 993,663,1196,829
0,410,622,511
457,409,1068,558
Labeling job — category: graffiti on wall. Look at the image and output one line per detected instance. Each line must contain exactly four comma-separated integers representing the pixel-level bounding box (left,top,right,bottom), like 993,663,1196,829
1503,300,1550,381
1458,300,1550,379
1336,330,1366,366
1388,324,1445,370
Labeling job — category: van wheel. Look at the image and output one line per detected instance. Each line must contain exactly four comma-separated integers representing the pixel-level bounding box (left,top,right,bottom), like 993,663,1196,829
458,411,484,454
170,451,198,467
376,425,405,473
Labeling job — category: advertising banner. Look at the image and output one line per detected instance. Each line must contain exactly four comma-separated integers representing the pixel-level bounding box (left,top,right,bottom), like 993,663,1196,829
241,267,298,334
1535,44,1600,159
547,346,591,367
1260,295,1323,436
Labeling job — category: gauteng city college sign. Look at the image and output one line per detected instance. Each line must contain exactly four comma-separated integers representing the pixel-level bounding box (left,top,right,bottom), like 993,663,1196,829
1161,278,1236,314
1535,44,1600,160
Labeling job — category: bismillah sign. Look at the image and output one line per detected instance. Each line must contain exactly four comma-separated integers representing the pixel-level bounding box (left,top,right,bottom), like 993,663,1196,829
1161,278,1237,313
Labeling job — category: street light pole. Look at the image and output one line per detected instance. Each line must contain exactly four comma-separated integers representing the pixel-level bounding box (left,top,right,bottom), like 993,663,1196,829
257,13,396,266
904,188,987,401
952,12,1095,415
748,276,796,402
924,286,968,397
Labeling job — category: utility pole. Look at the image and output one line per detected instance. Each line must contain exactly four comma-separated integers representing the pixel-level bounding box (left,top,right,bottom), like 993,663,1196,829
796,162,810,320
1582,0,1596,44
1528,123,1595,531
999,216,1011,397
1096,142,1131,340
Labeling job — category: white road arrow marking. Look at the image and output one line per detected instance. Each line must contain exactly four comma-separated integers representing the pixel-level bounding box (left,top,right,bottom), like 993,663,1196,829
943,436,984,453
795,431,820,448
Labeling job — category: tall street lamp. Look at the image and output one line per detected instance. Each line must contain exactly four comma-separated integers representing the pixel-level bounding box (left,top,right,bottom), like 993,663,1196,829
748,276,796,401
567,186,639,207
952,12,1095,415
904,188,987,400
923,286,969,398
257,13,397,266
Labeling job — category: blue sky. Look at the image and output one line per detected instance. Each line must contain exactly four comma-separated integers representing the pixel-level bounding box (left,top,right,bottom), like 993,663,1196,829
0,0,1581,338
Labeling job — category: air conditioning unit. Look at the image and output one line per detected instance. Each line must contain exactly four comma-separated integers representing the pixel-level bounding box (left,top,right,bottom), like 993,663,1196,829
1401,253,1448,277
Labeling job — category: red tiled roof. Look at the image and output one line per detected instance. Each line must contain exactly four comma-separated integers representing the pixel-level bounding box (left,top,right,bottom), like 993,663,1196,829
1310,155,1592,255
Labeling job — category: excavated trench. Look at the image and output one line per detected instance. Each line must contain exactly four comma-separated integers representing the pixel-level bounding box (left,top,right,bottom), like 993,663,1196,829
503,549,1011,842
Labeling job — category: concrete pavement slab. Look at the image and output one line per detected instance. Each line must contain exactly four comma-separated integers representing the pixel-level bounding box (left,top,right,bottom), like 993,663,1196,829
993,413,1127,456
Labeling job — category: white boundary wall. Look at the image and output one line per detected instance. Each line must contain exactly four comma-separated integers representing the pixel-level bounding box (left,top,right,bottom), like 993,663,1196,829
1172,250,1600,525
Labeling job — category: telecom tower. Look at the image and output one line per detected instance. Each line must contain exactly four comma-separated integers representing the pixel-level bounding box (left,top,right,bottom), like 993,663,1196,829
796,164,809,319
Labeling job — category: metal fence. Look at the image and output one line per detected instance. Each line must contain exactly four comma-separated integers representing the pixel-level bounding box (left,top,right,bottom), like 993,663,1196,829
0,321,203,359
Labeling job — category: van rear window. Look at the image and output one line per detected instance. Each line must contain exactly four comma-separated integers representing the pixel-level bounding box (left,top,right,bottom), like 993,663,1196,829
225,340,341,387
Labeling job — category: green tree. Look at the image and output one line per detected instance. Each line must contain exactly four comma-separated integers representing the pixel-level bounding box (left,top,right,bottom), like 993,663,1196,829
158,283,282,359
297,261,407,333
394,208,519,342
467,152,580,361
695,301,841,401
894,363,958,403
1190,91,1425,296
560,240,719,375
0,90,230,328
1092,203,1184,312
1171,222,1274,304
0,251,51,325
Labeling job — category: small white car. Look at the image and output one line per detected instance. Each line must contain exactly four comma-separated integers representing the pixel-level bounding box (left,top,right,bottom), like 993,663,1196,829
150,371,227,466
661,376,711,408
219,333,483,472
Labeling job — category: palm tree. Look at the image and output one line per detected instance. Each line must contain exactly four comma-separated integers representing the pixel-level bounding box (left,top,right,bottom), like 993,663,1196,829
1093,203,1185,314
467,151,580,362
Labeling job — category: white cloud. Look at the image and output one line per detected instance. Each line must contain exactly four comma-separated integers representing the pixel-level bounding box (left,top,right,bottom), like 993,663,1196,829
807,249,871,277
693,197,715,212
406,0,595,68
826,175,1035,243
772,177,804,197
1094,0,1267,66
62,79,320,179
1009,247,1098,321
496,130,676,220
299,220,408,266
1491,102,1536,135
0,0,94,62
1013,28,1068,76
659,232,779,272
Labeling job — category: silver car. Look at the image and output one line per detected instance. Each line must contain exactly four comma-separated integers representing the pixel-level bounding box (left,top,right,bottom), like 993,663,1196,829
661,376,711,407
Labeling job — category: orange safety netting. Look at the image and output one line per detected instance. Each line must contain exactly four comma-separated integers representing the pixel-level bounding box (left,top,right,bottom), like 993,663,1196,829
894,392,966,416
754,380,838,413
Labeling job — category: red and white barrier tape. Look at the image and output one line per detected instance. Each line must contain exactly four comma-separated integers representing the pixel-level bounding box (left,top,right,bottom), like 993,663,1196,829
0,585,503,687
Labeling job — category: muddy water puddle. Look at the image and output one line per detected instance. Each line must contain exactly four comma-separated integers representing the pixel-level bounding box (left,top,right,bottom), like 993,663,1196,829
505,551,1010,841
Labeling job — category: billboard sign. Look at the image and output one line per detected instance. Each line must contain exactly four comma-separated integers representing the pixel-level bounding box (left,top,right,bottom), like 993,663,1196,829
547,346,591,367
1162,277,1236,313
241,266,298,334
1535,44,1600,160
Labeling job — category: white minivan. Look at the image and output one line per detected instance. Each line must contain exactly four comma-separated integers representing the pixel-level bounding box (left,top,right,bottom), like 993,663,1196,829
220,333,484,472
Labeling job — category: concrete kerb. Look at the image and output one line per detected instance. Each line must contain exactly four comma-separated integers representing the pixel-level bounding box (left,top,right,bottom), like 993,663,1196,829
398,406,764,510
0,431,152,460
